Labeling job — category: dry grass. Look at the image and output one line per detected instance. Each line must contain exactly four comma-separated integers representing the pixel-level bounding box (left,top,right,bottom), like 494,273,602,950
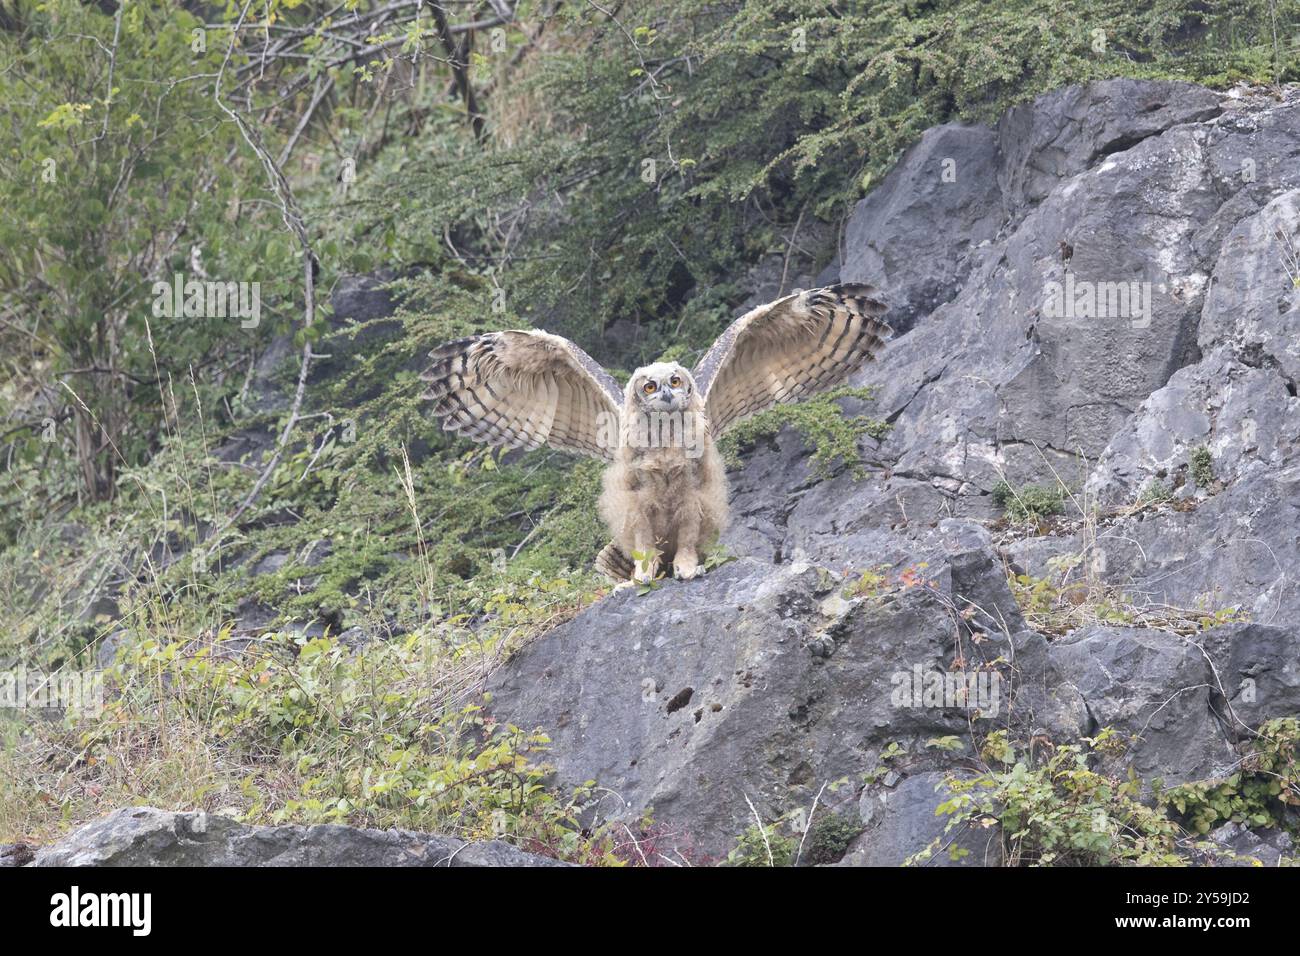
990,452,1244,638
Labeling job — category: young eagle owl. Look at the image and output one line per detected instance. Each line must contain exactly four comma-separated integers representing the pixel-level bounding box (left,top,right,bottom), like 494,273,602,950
421,284,891,583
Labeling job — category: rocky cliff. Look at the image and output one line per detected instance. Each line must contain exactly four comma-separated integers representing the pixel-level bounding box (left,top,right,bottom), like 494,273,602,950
486,79,1300,864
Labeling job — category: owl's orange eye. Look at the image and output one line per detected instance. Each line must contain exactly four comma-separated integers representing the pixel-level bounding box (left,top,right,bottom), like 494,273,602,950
642,380,657,394
669,375,682,388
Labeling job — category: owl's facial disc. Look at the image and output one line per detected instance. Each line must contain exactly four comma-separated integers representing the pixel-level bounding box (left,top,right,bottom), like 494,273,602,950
636,363,691,412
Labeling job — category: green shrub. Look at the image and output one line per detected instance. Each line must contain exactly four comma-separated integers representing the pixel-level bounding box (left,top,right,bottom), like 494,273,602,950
991,480,1068,522
913,729,1186,866
1190,445,1216,489
726,820,797,867
1166,718,1300,834
719,386,889,477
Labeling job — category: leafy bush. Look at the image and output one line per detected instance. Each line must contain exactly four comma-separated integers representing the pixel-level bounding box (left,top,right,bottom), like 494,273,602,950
0,622,629,860
1166,718,1300,834
914,730,1187,866
726,820,797,867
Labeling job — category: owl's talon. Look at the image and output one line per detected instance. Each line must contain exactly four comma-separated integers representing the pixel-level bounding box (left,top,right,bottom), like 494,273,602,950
673,556,701,580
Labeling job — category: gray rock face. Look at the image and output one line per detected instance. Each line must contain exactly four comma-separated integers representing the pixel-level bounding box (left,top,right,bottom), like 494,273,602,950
31,807,568,867
1047,625,1236,785
1203,622,1300,733
840,772,1001,867
745,77,1300,671
485,80,1300,865
834,80,1298,494
842,122,1005,336
489,544,1058,860
995,80,1223,216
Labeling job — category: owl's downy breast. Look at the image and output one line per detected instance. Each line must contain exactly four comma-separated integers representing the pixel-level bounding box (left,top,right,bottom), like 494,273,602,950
624,443,697,481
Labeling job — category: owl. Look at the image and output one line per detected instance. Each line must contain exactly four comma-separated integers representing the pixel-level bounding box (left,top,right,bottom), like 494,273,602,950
421,283,891,583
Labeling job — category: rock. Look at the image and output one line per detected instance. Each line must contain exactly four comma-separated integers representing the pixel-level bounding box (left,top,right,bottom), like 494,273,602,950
32,808,568,867
1198,188,1300,387
996,80,1223,217
250,550,291,576
830,81,1300,518
1047,625,1236,785
1005,628,1091,742
0,843,35,867
838,772,1001,866
96,629,127,669
1201,622,1300,734
1088,189,1300,507
487,554,1022,859
1201,821,1294,867
841,122,1005,336
1084,352,1283,505
1067,459,1300,626
243,331,296,414
716,80,1300,764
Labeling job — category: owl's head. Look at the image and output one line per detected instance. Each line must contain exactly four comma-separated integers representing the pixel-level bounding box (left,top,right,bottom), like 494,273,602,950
628,361,696,412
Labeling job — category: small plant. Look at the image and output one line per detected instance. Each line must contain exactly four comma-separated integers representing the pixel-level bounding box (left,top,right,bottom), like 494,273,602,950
841,562,930,603
863,742,908,785
702,544,738,573
630,549,665,595
718,386,889,478
801,813,864,865
1136,479,1172,506
842,564,890,600
991,480,1067,523
1190,445,1216,489
726,819,796,867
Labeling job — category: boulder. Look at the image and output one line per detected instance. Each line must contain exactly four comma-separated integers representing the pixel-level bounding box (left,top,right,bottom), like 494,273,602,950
1047,625,1236,785
489,550,1031,860
31,807,568,867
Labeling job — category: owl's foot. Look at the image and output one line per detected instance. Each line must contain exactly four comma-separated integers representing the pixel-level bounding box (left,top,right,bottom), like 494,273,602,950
673,553,701,580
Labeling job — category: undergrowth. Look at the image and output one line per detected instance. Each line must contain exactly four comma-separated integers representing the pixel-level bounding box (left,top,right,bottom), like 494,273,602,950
911,724,1300,866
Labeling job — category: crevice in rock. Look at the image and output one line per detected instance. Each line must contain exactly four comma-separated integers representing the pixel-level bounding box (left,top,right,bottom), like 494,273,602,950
1084,105,1224,168
994,437,1086,462
665,687,694,714
884,363,949,427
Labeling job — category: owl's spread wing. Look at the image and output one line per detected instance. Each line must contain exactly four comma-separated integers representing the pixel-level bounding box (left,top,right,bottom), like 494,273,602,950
692,283,891,436
421,329,624,460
